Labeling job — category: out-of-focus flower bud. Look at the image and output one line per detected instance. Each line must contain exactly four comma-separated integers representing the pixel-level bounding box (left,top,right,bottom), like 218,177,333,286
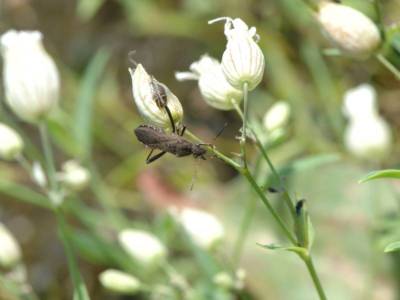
213,272,234,289
343,84,392,160
0,30,60,122
118,229,166,266
263,101,291,132
129,64,183,130
176,207,224,250
209,17,265,91
32,161,47,187
175,55,243,110
0,223,22,268
99,269,141,295
317,2,381,58
0,123,23,160
58,160,90,191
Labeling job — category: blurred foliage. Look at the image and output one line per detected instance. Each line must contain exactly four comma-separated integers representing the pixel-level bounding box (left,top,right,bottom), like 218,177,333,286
1,0,400,299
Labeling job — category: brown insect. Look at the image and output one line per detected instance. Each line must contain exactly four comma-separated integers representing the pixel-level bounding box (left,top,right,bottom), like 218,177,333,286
134,125,207,164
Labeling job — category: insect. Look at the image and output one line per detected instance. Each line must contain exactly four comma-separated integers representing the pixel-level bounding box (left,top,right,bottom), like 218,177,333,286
134,124,207,164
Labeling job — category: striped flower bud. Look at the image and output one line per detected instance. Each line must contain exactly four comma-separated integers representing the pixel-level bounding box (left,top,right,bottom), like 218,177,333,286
129,64,183,130
175,55,243,110
99,269,141,295
209,17,265,90
118,229,166,267
317,2,381,58
0,223,22,268
0,123,24,160
0,30,60,122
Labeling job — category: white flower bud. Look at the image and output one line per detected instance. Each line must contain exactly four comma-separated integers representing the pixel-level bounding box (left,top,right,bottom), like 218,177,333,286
263,101,290,132
213,272,234,289
129,64,183,129
0,123,23,160
118,229,166,266
99,269,141,294
343,84,392,160
0,223,22,268
57,160,90,191
32,161,47,187
176,207,224,250
175,55,243,110
0,30,60,122
317,2,381,58
210,17,265,90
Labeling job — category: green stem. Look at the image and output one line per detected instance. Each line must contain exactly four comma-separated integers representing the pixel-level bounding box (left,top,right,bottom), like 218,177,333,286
302,255,327,300
38,122,90,300
38,123,58,191
376,54,400,81
240,168,297,244
241,83,249,169
184,130,241,170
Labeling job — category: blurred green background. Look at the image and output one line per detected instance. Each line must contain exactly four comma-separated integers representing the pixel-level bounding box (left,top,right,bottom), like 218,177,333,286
1,0,400,299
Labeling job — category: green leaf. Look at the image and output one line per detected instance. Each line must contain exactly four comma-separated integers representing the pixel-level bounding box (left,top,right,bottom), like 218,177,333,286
359,169,400,183
384,241,400,253
74,48,110,161
257,243,308,257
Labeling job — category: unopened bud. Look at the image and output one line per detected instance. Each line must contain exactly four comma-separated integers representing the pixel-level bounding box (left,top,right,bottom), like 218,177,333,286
176,207,224,250
129,64,183,130
175,55,243,110
1,30,60,122
99,269,141,294
263,101,290,132
0,223,22,268
294,200,314,250
0,123,23,160
58,160,90,191
317,2,381,58
213,272,234,289
118,229,166,266
210,17,265,91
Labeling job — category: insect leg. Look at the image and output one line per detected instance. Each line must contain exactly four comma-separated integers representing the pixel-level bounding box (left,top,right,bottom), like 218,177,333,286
164,105,176,133
146,149,155,161
146,151,167,164
179,125,186,136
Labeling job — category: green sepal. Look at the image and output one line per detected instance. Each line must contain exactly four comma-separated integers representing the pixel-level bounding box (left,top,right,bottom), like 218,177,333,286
257,243,308,257
294,200,315,251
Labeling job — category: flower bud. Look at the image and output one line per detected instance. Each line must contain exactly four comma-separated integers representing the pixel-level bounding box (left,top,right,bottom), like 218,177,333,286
210,17,265,90
129,64,183,129
263,101,290,132
0,123,23,160
213,272,234,289
176,207,224,250
343,84,392,160
294,200,314,250
317,2,381,58
0,30,60,122
0,223,22,268
58,160,90,191
32,161,47,187
175,55,243,110
118,229,166,266
99,269,141,294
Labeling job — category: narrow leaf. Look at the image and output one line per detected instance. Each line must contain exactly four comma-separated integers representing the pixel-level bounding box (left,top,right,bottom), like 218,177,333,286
74,48,110,161
359,169,400,183
384,241,400,253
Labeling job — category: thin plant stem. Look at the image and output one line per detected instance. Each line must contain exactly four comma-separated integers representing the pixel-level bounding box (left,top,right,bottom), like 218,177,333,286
376,54,400,81
38,122,90,300
302,255,327,300
241,83,249,168
232,195,258,265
